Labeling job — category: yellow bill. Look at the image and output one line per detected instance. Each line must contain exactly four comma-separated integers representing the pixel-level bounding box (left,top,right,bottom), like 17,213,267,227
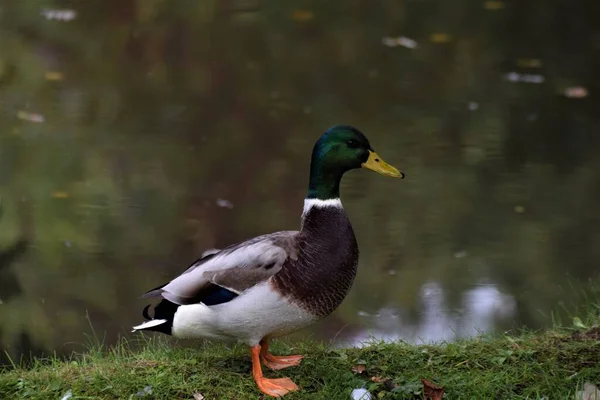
362,150,404,178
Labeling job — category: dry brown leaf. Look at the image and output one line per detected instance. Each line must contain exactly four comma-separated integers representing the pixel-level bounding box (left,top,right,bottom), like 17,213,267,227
351,365,366,374
45,71,64,81
516,58,542,68
291,10,313,22
429,33,451,43
422,378,445,400
369,376,397,391
484,1,505,10
52,191,70,199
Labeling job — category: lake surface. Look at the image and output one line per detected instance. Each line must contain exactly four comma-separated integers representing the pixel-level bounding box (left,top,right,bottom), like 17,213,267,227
1,1,599,362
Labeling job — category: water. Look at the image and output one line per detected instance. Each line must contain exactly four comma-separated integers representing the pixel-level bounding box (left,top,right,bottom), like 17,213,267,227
0,1,599,361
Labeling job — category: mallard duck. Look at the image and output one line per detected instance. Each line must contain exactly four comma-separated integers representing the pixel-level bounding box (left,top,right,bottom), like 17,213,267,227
132,125,404,397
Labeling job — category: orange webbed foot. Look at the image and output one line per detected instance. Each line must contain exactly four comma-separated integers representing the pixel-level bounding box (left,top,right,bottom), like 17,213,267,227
252,344,300,397
262,353,304,370
255,376,299,397
259,339,304,370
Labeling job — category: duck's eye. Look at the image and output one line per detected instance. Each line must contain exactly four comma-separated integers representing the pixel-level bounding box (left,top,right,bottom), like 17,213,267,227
347,140,358,148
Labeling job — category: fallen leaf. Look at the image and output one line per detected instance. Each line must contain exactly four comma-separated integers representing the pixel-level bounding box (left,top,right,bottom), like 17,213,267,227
484,1,505,10
193,392,205,400
422,379,444,400
429,33,452,43
369,376,398,391
17,111,45,123
516,58,542,68
564,86,588,99
351,365,366,374
291,10,313,22
45,71,64,81
52,191,70,199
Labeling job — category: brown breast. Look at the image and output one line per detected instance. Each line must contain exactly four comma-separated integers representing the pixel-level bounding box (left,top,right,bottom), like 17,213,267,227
272,206,359,317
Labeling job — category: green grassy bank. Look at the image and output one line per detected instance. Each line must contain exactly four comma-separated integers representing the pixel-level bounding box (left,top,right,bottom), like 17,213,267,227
0,327,599,400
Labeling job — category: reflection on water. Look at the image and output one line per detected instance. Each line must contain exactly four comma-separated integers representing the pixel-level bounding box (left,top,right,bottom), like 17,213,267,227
340,282,516,346
1,1,600,362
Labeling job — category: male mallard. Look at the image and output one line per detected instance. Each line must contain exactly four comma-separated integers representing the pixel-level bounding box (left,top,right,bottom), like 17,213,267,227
132,125,404,397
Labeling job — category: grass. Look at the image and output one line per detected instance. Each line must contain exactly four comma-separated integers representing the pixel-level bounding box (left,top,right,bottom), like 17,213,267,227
0,326,599,400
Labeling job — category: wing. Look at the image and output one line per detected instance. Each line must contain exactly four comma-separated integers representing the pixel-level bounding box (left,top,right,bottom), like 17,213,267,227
142,231,299,305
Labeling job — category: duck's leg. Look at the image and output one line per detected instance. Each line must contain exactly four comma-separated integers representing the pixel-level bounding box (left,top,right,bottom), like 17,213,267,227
259,339,304,370
251,345,299,397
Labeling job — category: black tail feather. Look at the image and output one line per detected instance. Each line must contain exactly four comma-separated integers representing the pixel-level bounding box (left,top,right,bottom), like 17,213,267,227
142,304,152,320
137,299,180,335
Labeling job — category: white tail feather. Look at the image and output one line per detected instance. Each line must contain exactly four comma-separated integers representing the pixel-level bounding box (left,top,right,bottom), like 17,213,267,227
131,319,167,332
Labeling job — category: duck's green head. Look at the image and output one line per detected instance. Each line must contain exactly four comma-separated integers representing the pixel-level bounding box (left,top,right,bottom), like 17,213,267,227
307,125,404,199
